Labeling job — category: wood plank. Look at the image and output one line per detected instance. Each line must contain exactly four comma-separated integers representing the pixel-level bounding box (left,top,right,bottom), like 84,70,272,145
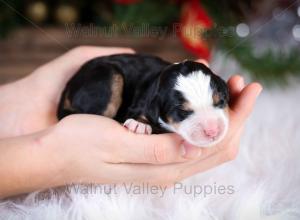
0,27,194,84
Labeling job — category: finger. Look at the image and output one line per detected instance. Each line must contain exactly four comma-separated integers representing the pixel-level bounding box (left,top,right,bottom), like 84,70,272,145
227,75,245,101
46,46,135,82
108,146,231,185
230,82,262,123
164,133,241,183
112,132,202,164
104,127,242,185
195,59,209,67
33,46,135,100
195,125,244,160
174,149,232,182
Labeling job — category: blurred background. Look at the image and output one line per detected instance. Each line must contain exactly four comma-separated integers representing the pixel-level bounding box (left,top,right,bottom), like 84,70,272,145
0,0,300,85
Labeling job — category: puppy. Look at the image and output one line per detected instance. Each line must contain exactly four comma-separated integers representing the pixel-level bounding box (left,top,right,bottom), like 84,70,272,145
57,54,229,147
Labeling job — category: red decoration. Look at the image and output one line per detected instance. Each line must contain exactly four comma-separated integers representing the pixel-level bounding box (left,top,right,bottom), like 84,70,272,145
177,0,213,60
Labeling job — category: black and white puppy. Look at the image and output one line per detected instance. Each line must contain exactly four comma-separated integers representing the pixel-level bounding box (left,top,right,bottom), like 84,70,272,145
57,54,229,147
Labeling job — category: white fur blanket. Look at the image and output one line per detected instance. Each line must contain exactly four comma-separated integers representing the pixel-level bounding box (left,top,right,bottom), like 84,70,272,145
0,64,299,220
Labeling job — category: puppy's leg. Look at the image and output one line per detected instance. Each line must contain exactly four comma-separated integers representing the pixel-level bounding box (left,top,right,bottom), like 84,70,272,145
123,119,152,135
58,63,124,119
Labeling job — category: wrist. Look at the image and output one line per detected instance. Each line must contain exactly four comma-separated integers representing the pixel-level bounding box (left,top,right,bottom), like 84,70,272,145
0,129,72,198
37,126,75,186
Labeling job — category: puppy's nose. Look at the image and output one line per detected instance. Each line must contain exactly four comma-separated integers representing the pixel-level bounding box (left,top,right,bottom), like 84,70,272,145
190,121,220,141
203,120,219,138
203,127,219,138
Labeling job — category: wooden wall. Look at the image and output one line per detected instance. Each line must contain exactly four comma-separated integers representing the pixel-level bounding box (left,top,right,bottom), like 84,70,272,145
0,27,193,84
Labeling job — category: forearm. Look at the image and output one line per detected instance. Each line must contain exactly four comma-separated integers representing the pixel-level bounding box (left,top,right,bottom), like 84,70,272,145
0,79,29,138
0,129,68,198
0,77,57,139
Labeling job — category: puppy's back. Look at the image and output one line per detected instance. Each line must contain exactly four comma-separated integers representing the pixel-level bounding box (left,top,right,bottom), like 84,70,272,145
57,54,170,120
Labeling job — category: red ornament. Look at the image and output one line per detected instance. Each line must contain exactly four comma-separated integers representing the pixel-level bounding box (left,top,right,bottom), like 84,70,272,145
177,0,213,60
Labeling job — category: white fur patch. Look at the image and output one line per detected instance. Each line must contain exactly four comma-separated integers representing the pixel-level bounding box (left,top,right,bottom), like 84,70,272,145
158,117,176,132
177,108,229,147
174,71,213,109
171,71,228,147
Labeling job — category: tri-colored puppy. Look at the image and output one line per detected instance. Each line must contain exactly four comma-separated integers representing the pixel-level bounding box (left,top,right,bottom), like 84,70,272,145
57,54,229,147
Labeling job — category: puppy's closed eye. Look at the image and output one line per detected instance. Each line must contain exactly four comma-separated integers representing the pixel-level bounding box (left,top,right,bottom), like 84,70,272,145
174,108,193,120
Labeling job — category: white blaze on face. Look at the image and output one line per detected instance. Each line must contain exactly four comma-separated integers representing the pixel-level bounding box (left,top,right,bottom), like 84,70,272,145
161,71,229,147
175,71,213,108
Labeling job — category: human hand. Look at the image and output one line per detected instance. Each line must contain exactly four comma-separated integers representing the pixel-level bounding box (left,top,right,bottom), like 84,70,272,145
0,46,134,138
39,77,261,187
0,49,261,198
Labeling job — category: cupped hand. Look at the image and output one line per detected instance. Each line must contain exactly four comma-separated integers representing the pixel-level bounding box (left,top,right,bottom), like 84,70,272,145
40,75,261,186
0,46,134,138
0,48,262,187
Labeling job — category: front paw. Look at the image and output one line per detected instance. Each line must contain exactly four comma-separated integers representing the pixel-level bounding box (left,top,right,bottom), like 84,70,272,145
123,119,152,135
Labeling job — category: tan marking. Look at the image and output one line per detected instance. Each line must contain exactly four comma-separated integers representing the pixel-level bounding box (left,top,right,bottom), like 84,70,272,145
63,90,77,111
140,115,147,121
103,74,124,118
138,115,149,124
166,116,180,130
164,101,192,130
213,93,220,105
182,101,192,111
224,106,229,116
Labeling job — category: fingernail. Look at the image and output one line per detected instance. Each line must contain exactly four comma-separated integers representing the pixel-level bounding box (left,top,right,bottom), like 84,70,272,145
255,83,263,97
239,77,244,86
237,76,244,89
258,85,263,93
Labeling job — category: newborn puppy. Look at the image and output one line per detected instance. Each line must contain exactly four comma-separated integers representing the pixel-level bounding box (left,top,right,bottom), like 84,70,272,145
57,54,229,147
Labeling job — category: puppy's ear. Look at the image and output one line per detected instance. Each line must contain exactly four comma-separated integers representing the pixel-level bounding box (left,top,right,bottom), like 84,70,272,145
210,74,230,107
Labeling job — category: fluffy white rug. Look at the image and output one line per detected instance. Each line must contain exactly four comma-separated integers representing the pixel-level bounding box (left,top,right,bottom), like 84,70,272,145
1,58,300,220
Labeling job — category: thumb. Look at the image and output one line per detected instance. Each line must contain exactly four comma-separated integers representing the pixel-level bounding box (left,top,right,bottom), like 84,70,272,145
118,132,201,164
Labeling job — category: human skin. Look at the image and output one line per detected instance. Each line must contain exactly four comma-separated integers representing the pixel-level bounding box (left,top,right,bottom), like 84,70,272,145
0,46,262,198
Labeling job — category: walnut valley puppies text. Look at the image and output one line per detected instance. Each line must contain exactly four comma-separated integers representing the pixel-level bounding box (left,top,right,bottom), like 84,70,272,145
60,183,235,198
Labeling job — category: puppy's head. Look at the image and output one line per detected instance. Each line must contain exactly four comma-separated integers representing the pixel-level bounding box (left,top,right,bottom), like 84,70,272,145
152,61,229,147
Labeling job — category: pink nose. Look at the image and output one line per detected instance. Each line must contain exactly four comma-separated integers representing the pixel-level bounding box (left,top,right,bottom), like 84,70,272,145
191,122,220,141
203,127,219,138
203,120,219,138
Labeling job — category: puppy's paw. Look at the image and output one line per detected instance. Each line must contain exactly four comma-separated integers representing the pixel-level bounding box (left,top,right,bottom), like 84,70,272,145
123,119,152,135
